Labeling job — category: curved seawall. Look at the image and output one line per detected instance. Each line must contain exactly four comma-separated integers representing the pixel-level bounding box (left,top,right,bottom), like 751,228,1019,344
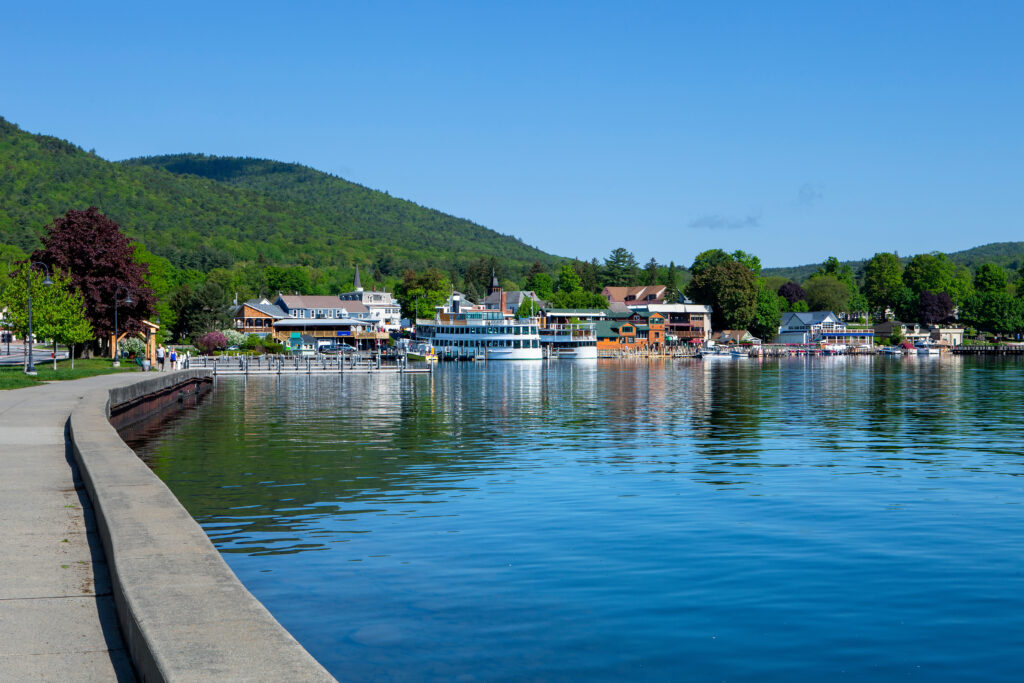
69,371,335,682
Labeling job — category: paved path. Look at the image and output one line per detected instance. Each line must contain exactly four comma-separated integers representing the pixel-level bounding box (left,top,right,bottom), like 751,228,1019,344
0,374,145,681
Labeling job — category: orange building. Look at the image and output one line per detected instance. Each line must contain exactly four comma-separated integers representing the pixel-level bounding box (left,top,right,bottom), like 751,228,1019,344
595,311,666,351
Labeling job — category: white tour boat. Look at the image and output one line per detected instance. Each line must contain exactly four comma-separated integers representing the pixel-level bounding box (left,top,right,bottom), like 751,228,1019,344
540,322,598,360
416,309,543,361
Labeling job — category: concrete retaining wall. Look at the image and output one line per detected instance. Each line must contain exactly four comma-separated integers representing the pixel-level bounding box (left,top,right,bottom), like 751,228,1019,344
69,371,335,682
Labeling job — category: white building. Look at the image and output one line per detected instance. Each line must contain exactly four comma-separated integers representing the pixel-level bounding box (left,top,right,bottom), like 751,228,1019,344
337,266,402,332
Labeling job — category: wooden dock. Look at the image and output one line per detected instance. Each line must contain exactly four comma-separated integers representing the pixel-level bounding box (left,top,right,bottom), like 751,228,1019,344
184,355,432,375
952,345,1024,355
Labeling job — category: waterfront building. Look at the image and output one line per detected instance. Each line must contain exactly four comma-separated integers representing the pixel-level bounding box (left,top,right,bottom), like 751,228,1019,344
711,329,758,344
640,303,712,342
337,266,402,331
274,293,375,325
271,317,388,351
778,311,874,347
232,298,289,338
480,271,546,315
595,310,667,351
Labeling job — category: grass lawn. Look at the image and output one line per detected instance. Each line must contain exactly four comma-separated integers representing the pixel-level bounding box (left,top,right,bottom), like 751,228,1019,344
0,357,138,391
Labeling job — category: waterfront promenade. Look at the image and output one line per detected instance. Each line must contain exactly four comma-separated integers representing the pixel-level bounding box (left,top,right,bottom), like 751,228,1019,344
0,374,140,680
1,372,335,681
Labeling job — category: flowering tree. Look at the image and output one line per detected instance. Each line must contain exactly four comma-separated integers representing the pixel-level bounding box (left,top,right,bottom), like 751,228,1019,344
195,331,229,355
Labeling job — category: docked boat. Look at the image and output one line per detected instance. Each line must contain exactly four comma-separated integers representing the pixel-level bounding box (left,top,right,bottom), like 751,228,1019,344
915,341,940,356
415,309,543,361
730,348,747,359
540,322,598,360
406,341,437,362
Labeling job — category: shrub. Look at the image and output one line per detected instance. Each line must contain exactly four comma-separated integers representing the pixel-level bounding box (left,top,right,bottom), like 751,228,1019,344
117,337,146,358
195,331,229,354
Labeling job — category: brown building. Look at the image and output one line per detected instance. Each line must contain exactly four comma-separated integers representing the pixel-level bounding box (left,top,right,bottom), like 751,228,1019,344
601,285,668,307
595,310,666,351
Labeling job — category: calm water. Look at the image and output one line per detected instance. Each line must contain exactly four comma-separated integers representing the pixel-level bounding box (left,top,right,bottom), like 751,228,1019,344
128,357,1024,681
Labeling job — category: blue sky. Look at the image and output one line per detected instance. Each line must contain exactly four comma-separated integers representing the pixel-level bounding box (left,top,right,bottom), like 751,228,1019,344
3,1,1021,267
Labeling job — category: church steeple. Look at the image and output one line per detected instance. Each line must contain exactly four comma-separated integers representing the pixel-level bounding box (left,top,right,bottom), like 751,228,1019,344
488,269,500,295
354,265,363,293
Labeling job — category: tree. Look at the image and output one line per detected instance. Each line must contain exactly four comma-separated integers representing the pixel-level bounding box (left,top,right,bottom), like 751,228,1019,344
731,250,762,277
170,280,232,341
265,265,310,295
689,249,732,279
1,264,93,370
862,252,903,318
516,298,540,318
749,283,781,342
32,207,155,346
974,263,1007,294
917,291,955,325
644,258,659,285
810,256,856,291
804,275,850,313
526,272,554,299
659,261,681,302
602,248,640,287
902,253,955,296
687,260,758,330
777,281,806,306
395,268,452,319
555,264,583,294
195,331,229,355
961,292,1024,335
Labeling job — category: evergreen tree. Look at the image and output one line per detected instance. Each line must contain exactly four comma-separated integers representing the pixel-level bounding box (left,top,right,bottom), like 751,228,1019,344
602,248,640,287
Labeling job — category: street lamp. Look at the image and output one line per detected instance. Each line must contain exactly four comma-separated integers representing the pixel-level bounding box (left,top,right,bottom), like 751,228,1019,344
112,286,133,367
23,261,53,376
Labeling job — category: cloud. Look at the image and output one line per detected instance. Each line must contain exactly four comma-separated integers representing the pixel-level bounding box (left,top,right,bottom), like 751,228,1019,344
687,213,761,230
796,183,823,207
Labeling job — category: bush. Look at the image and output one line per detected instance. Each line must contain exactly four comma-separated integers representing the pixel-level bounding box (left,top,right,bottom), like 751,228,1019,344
195,331,229,355
117,337,146,358
221,329,246,347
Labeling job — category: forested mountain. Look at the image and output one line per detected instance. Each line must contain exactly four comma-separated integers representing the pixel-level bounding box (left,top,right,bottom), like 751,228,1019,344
0,117,560,274
763,242,1024,284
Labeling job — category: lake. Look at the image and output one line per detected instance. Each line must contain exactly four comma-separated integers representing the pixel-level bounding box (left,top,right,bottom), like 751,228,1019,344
126,356,1024,681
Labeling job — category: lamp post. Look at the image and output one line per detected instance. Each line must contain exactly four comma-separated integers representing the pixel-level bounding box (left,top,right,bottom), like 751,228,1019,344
23,261,53,376
112,286,133,367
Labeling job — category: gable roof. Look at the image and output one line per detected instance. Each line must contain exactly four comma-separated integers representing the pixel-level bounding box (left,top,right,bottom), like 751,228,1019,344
601,285,667,303
238,300,288,319
781,311,839,326
276,294,369,314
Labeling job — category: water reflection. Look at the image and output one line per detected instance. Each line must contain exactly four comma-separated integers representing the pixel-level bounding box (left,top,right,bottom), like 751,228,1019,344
130,356,1024,681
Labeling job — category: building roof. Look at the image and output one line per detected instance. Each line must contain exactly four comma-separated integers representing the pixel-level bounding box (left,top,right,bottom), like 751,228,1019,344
781,311,839,325
712,330,753,342
237,300,288,319
542,308,608,317
273,318,372,328
481,290,545,309
602,285,667,303
276,294,369,314
645,303,713,314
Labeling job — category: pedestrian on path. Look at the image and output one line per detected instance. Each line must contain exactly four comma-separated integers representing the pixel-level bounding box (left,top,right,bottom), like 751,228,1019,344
157,345,166,371
169,348,177,371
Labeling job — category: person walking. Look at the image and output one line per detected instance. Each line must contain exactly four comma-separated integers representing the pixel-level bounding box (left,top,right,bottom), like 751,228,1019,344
157,345,166,371
169,348,177,371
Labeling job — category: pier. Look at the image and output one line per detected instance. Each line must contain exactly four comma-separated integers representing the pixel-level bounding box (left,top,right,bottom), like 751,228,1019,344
185,353,433,375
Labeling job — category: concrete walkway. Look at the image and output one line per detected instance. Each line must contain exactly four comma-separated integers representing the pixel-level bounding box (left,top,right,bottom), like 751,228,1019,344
0,373,144,681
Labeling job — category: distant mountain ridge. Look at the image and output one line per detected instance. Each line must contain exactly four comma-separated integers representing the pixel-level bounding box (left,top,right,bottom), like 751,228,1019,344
762,242,1024,283
0,117,561,274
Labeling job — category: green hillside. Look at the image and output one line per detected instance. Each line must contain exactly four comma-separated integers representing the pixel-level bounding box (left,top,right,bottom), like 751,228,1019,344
763,242,1024,283
0,117,559,275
